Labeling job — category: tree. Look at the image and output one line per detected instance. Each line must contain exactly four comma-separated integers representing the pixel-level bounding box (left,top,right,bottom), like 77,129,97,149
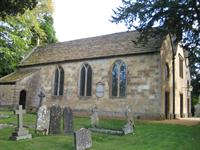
112,0,200,104
0,0,37,19
0,0,57,77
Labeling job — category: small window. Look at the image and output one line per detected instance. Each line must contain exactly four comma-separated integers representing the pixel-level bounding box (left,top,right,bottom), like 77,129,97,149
54,66,64,96
80,63,92,97
111,60,127,97
179,55,183,78
165,63,169,80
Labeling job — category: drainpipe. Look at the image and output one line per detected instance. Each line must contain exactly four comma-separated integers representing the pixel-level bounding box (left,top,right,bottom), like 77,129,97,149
169,33,176,119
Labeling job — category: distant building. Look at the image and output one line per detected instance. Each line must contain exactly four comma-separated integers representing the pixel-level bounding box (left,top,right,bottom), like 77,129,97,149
0,31,192,119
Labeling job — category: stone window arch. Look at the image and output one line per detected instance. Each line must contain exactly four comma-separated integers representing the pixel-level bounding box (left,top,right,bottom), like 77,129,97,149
54,66,64,96
111,60,127,97
79,63,92,97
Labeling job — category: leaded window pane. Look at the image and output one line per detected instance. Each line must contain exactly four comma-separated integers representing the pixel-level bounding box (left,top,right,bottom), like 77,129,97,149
59,67,64,95
54,68,59,96
80,66,86,96
86,66,92,96
112,63,118,96
120,63,126,96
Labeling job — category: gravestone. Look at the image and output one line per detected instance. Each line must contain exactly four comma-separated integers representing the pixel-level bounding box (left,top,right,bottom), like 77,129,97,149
49,105,62,134
38,91,45,108
74,128,92,150
122,105,134,135
122,122,134,135
90,107,99,127
63,107,73,134
10,105,32,140
36,105,50,135
125,105,134,125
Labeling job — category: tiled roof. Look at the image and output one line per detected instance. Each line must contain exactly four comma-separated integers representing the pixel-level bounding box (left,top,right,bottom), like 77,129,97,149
20,31,164,67
0,69,37,84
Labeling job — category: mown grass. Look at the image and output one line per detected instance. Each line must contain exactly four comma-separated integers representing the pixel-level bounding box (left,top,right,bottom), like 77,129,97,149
0,111,200,150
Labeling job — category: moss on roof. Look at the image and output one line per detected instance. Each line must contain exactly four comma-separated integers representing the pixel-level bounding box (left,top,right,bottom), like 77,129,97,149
19,31,164,67
0,69,37,84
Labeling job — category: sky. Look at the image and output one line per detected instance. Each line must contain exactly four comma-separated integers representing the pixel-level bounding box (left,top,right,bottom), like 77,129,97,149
52,0,127,42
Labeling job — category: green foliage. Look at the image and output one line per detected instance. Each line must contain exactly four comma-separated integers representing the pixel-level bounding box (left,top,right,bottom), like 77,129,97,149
112,0,200,101
0,0,37,19
0,112,200,150
0,0,57,78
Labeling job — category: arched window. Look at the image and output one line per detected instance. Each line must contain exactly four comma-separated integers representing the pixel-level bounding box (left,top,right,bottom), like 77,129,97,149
111,60,127,97
54,66,64,96
165,63,169,80
80,63,92,96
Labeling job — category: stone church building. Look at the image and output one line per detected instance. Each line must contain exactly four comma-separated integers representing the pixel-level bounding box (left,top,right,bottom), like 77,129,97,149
0,31,192,119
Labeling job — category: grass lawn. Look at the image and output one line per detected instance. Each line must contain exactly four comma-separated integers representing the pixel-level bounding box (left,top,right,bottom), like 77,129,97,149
0,111,200,150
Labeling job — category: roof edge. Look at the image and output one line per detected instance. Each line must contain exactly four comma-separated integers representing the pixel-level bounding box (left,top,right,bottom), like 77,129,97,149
19,50,160,68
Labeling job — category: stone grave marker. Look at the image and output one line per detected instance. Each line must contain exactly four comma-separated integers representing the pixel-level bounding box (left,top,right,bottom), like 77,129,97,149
38,91,45,108
122,122,134,135
125,105,134,125
10,105,32,140
36,105,50,135
123,105,134,135
90,106,99,127
49,105,62,134
63,107,73,134
74,128,92,150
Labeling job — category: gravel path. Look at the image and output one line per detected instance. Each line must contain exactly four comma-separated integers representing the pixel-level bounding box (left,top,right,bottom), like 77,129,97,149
149,118,200,126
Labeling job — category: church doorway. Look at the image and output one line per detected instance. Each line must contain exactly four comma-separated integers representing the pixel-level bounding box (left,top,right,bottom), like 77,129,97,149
180,94,183,118
165,92,170,119
19,90,26,109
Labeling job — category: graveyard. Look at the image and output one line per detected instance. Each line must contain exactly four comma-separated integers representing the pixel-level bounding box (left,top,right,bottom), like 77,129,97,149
0,109,200,150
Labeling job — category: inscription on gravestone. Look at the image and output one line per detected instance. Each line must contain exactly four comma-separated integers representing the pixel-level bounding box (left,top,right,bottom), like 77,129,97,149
49,105,62,134
74,128,92,150
63,107,73,134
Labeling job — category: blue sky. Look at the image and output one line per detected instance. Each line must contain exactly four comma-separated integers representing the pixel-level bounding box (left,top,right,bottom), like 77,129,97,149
52,0,127,42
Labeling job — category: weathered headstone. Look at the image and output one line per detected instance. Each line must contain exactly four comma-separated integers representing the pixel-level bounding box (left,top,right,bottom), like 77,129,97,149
122,122,134,135
10,105,32,140
122,105,134,135
49,105,62,134
36,105,50,135
90,107,99,127
125,105,134,125
63,107,73,134
74,128,92,150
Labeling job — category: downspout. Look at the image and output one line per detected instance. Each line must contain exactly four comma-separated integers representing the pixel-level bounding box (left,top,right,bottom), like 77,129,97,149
169,33,176,119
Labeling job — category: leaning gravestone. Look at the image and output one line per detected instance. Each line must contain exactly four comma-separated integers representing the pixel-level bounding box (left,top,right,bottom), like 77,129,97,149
74,128,92,150
49,105,62,134
63,107,73,134
36,105,50,135
90,106,99,127
10,105,32,140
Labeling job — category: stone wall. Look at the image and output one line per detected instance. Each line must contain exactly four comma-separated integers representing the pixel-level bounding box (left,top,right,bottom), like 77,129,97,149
174,45,191,118
18,52,162,119
0,84,15,108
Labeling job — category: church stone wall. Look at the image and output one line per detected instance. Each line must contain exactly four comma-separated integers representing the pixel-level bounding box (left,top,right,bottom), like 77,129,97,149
0,84,16,109
24,52,162,119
